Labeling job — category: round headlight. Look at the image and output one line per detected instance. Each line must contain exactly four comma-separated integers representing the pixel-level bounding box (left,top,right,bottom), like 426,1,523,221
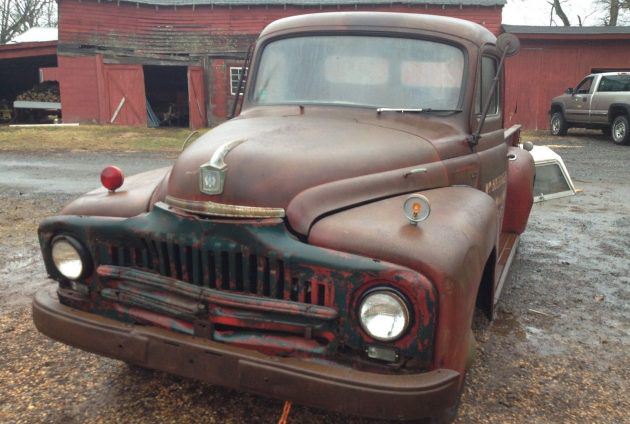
359,290,410,341
51,238,84,280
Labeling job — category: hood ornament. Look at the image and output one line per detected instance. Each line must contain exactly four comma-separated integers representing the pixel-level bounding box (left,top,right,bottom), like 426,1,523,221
199,139,246,195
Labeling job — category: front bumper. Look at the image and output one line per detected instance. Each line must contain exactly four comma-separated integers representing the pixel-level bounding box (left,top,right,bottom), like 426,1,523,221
33,289,459,421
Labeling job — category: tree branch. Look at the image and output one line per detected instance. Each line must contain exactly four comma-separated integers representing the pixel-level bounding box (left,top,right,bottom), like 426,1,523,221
553,0,572,26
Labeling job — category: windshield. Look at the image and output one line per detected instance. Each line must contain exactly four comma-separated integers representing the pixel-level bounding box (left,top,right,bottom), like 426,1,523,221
252,35,465,110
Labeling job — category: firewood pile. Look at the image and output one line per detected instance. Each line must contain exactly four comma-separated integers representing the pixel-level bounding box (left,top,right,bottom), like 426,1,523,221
16,82,60,103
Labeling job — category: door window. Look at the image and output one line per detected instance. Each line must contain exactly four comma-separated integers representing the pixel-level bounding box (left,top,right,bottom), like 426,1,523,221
575,77,593,94
475,56,499,115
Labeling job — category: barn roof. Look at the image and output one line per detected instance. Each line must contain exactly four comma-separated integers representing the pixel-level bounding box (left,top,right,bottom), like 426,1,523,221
503,24,630,35
502,24,630,40
114,0,506,6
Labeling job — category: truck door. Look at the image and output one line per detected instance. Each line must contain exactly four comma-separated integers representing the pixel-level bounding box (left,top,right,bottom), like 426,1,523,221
565,76,594,123
590,75,610,125
474,55,507,240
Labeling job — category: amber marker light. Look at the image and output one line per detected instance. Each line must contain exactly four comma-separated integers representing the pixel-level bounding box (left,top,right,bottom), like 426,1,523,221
403,194,430,225
100,165,124,192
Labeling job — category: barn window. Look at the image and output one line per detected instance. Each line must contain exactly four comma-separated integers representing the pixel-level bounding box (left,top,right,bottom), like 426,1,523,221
230,67,247,96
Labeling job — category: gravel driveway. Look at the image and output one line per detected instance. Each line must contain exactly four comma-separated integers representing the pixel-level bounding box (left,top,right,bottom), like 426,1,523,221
0,134,628,423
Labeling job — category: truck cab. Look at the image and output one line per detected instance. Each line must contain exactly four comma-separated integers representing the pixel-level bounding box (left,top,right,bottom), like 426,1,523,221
33,12,533,423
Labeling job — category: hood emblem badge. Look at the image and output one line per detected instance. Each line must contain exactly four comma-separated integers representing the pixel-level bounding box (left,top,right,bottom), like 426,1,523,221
199,139,246,195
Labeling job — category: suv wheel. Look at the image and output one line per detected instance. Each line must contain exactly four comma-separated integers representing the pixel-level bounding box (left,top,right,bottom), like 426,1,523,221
550,112,568,136
612,115,629,145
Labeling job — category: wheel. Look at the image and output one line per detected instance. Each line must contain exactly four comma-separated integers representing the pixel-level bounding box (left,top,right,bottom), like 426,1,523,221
550,112,568,136
611,115,630,145
602,127,611,136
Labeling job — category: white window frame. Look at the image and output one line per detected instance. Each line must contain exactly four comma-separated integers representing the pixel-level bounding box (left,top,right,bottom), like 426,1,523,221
230,66,245,96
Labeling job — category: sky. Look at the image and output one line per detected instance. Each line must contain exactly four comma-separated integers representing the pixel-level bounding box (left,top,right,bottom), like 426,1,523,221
502,0,629,25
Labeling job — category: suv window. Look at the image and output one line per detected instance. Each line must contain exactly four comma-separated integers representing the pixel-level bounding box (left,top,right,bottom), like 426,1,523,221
575,77,594,94
475,56,499,115
598,75,630,92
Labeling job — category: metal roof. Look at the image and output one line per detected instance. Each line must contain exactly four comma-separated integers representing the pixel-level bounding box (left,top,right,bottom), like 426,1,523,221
114,0,506,6
503,24,630,35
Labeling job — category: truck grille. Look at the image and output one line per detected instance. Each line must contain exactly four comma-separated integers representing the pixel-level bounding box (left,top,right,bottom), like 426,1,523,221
102,238,332,308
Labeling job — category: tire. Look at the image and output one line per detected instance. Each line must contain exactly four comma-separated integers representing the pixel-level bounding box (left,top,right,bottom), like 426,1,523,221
550,111,568,136
611,115,630,145
602,127,611,136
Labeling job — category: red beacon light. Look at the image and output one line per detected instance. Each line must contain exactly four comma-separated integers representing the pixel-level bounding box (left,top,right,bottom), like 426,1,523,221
100,165,124,192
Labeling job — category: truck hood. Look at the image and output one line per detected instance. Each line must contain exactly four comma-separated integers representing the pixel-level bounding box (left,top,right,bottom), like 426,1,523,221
167,115,457,232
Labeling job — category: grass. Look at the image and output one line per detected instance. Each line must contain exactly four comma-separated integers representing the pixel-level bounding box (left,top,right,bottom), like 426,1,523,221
0,125,207,152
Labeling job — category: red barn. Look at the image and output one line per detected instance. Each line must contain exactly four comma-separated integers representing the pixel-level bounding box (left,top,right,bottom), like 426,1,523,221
46,0,504,128
503,25,630,130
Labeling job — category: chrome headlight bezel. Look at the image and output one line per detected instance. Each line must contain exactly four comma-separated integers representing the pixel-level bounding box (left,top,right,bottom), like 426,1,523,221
358,288,411,342
49,235,91,281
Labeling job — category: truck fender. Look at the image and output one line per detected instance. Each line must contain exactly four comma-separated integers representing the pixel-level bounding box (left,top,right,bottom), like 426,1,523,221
308,186,497,376
502,146,534,234
608,103,630,123
61,167,171,217
549,101,566,116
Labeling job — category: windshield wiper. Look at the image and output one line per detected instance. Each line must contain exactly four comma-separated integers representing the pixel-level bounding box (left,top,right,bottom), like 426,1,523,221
376,107,462,114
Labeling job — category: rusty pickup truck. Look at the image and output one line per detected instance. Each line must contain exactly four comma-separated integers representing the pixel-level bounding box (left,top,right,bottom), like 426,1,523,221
33,12,533,423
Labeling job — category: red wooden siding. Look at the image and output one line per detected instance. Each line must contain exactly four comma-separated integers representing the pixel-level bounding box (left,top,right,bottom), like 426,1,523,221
55,0,503,127
505,38,630,130
188,66,207,129
57,55,102,123
211,59,229,122
58,0,502,54
0,41,56,59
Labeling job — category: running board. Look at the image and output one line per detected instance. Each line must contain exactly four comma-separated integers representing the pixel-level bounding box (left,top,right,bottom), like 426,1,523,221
493,233,520,305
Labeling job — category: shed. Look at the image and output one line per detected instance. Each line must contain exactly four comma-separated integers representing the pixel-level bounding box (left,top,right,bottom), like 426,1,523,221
49,0,505,128
503,25,630,130
0,41,58,114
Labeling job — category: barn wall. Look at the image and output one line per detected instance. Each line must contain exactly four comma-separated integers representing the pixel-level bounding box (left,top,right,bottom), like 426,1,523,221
505,38,630,130
57,55,102,123
56,0,503,126
58,0,502,55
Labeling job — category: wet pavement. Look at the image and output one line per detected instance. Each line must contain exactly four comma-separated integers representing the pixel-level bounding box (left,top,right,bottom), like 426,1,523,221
1,133,629,423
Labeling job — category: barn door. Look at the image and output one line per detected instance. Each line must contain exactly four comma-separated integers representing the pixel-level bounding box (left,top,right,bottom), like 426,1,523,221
104,64,147,126
188,66,206,129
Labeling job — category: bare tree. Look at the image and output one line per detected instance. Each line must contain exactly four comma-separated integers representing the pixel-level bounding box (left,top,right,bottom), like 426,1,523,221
595,0,630,25
546,0,630,27
0,0,57,44
548,0,572,26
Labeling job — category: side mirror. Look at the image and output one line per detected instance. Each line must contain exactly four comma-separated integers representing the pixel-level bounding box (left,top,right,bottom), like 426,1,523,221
496,33,520,57
565,88,574,95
